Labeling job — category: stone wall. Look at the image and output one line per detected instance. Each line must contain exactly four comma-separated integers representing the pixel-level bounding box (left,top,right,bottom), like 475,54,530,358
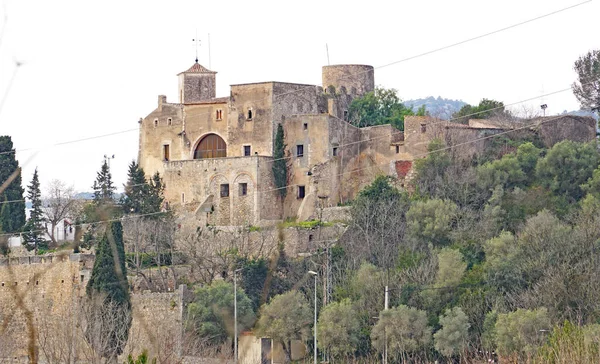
535,115,596,147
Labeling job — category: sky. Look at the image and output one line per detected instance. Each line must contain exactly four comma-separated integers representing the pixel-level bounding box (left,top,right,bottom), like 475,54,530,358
0,0,598,193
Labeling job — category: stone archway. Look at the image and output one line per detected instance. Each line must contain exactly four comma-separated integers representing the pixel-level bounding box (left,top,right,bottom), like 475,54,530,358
193,134,227,159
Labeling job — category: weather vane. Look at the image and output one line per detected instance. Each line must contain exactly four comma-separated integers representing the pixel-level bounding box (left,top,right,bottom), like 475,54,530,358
192,31,201,63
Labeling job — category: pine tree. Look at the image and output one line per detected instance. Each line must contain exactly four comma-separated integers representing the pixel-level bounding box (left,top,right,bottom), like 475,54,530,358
121,161,164,215
0,136,26,233
272,123,287,198
121,161,148,214
92,159,116,205
85,221,131,360
23,168,47,251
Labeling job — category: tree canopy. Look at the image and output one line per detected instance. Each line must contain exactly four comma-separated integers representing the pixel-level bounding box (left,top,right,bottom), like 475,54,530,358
348,87,424,130
572,49,600,111
0,135,26,234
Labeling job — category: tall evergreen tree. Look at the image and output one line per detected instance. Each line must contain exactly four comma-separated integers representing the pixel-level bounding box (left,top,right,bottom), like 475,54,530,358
0,136,26,233
121,161,148,214
92,159,116,205
85,221,131,360
272,123,287,198
23,168,47,251
121,161,164,215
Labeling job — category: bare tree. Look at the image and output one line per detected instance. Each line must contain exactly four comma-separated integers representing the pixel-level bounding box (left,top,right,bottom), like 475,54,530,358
81,293,132,364
43,179,81,245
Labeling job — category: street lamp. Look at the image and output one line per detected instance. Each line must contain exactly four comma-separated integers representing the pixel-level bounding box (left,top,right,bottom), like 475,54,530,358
234,268,242,364
308,270,318,364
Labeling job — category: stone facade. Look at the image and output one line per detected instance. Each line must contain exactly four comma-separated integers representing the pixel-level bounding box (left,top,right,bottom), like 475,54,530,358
0,254,184,362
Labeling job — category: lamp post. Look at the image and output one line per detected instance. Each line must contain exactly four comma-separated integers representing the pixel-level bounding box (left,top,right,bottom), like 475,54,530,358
308,270,318,364
234,268,242,364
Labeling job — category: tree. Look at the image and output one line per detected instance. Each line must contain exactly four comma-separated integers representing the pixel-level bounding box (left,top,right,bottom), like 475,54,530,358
406,199,457,247
43,179,80,244
572,49,600,111
452,98,509,124
22,168,47,252
348,176,410,270
371,305,432,362
186,281,255,347
495,308,550,358
121,162,164,215
0,135,26,233
272,123,287,198
536,141,600,202
413,139,451,198
434,307,470,358
85,221,131,362
92,159,116,206
317,299,361,359
348,87,416,130
255,291,312,363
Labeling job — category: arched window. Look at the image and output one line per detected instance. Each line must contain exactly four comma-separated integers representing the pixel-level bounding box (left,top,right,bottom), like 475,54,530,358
194,134,227,159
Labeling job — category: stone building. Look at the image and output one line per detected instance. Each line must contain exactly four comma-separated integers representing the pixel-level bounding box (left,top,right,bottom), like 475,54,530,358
138,61,597,226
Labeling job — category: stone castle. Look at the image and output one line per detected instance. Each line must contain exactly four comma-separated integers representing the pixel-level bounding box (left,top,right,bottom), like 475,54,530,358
138,61,597,227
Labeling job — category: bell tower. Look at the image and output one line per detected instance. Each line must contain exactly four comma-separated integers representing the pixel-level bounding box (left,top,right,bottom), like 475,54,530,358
177,61,217,104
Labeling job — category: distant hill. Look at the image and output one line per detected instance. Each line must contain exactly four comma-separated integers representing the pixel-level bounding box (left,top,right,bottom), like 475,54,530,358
404,96,467,120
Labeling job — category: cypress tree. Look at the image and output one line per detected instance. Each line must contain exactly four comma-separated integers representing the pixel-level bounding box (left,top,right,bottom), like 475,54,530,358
85,221,131,359
272,123,287,198
0,136,26,233
23,168,47,251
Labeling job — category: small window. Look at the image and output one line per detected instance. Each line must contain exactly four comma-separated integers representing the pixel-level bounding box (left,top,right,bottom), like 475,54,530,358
396,145,400,154
420,123,426,133
308,234,313,242
244,145,251,156
298,185,306,199
343,110,348,121
239,183,248,196
303,123,308,131
163,144,170,161
80,275,84,282
216,109,223,120
220,184,230,198
35,281,39,286
333,147,338,156
154,119,158,127
1,282,3,287
296,144,304,158
181,193,185,204
247,109,253,120
167,118,172,126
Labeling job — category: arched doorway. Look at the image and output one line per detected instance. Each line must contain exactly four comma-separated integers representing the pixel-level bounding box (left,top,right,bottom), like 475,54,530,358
194,134,227,159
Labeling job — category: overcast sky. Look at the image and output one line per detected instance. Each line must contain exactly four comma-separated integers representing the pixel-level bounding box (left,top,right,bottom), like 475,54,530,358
0,0,598,193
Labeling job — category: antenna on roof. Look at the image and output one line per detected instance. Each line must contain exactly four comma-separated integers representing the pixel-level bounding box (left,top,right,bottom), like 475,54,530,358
326,43,330,66
208,33,211,69
540,84,547,117
192,30,201,63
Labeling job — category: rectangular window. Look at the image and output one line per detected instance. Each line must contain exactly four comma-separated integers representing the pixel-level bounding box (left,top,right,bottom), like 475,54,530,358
420,123,426,133
343,110,348,121
239,183,248,196
181,193,185,204
296,144,304,158
396,145,400,154
244,145,251,156
333,147,338,156
247,109,253,120
167,118,172,126
216,109,223,120
298,185,306,199
220,184,230,198
163,144,170,161
303,123,308,130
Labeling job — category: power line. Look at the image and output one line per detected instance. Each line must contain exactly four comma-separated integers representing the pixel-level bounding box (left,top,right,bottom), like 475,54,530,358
0,1,588,158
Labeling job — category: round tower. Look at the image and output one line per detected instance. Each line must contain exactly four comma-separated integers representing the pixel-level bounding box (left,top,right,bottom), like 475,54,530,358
322,64,374,97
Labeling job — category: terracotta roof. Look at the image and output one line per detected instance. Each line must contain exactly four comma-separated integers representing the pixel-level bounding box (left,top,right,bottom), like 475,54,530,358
178,62,217,75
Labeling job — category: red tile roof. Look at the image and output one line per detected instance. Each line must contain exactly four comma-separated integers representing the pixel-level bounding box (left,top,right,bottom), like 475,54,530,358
178,62,216,75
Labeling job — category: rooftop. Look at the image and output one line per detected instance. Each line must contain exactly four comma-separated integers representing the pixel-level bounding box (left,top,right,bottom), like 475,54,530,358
177,61,217,75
